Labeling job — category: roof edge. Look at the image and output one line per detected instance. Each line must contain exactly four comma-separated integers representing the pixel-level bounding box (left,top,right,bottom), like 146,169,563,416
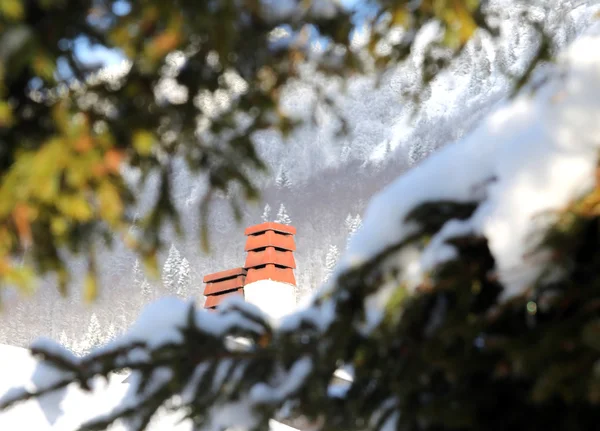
203,267,247,283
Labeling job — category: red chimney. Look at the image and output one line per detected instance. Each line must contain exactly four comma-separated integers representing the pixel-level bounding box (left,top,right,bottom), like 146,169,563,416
243,222,296,286
202,222,297,313
202,267,246,309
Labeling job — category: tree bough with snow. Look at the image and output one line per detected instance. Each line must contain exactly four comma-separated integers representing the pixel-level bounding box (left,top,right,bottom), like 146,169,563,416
3,27,600,430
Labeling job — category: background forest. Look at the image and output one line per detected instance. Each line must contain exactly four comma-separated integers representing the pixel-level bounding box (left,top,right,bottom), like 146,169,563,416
0,0,588,357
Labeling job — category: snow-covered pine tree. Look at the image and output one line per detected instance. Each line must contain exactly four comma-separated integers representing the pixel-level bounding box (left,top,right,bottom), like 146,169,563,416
141,279,153,303
162,244,182,294
340,141,351,163
80,313,103,355
133,259,144,288
384,140,392,158
105,323,117,343
352,214,362,233
346,213,363,248
176,258,191,298
261,204,271,222
344,213,353,232
275,203,292,225
324,245,340,282
275,168,292,189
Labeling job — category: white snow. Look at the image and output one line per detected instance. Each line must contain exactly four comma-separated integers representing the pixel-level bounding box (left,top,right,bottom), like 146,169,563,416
107,296,266,352
0,344,129,430
5,8,600,431
340,25,600,303
250,357,313,404
123,296,190,348
0,344,301,431
244,279,297,321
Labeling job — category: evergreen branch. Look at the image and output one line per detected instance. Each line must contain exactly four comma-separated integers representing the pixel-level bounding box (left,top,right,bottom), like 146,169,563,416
0,375,75,410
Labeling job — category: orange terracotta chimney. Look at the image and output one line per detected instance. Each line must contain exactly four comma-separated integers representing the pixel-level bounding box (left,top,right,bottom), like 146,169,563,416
202,267,246,309
201,222,297,317
243,222,296,286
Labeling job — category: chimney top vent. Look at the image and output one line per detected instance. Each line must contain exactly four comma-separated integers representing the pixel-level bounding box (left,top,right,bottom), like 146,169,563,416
244,222,296,236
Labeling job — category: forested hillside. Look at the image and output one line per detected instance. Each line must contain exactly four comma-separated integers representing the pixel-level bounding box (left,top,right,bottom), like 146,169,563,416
0,0,589,355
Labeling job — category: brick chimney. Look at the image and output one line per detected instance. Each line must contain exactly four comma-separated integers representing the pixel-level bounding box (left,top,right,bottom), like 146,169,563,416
244,222,296,285
202,267,246,310
202,222,297,318
242,222,297,319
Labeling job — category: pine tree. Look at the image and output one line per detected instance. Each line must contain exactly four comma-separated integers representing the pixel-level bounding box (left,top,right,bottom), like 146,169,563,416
162,244,182,294
141,279,153,303
275,204,292,225
352,214,362,233
177,258,192,298
341,142,351,162
275,168,292,189
384,140,392,158
135,257,154,302
80,313,103,355
261,204,271,222
346,213,363,249
324,245,340,282
344,214,353,232
105,323,117,343
133,259,144,288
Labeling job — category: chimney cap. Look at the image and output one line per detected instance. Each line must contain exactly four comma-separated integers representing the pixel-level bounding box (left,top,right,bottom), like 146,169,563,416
245,222,296,236
203,267,247,283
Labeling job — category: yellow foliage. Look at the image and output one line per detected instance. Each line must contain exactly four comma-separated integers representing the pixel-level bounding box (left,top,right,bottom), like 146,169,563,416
57,195,93,222
133,130,155,156
452,0,477,45
0,101,14,127
33,53,56,81
98,181,123,225
0,0,24,20
50,217,68,237
84,272,98,303
0,258,9,276
12,202,32,247
143,252,159,279
31,138,68,201
392,8,410,27
5,266,34,293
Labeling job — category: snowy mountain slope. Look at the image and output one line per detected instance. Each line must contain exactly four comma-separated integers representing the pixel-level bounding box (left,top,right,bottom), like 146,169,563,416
335,22,600,325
